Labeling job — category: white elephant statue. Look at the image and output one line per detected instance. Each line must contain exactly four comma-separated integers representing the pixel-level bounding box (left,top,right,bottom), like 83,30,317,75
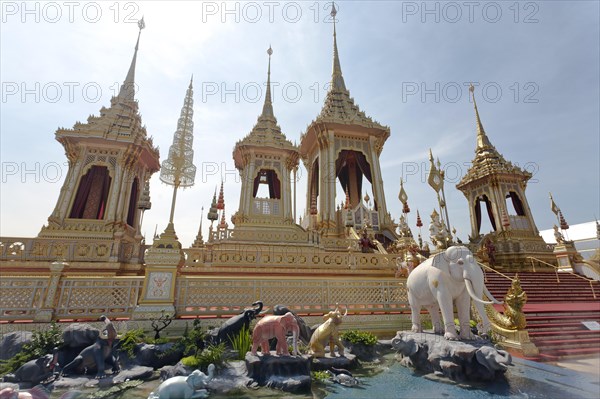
406,246,502,340
152,365,215,399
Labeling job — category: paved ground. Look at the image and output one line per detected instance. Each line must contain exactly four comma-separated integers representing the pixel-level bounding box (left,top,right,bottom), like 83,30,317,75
551,355,600,380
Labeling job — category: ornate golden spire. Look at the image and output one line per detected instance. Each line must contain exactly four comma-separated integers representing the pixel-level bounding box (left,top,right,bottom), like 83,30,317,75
469,84,493,151
262,45,274,118
330,3,346,92
118,18,145,101
457,84,531,188
311,4,388,132
233,46,297,156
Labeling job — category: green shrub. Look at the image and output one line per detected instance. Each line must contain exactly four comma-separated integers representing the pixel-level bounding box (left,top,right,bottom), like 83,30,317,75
289,341,308,355
181,355,201,368
197,343,225,367
228,325,251,360
180,319,205,357
0,322,63,376
119,328,145,358
311,370,330,382
340,330,377,346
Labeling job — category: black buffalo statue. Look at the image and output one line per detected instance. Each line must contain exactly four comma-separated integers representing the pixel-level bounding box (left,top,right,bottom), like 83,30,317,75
207,301,263,345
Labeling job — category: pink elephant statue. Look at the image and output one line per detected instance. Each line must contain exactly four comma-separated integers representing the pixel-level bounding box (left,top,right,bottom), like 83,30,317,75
251,312,299,356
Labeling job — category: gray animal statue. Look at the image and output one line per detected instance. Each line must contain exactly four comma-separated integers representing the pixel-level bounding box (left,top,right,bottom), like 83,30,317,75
273,304,313,344
60,315,119,378
2,348,59,386
153,365,215,399
207,301,263,345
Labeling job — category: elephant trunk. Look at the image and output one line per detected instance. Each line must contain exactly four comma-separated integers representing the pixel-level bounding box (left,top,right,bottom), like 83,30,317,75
291,327,299,356
252,301,263,315
464,278,494,305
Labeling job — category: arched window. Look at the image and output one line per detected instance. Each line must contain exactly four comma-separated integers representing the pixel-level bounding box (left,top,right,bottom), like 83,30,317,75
505,191,526,216
474,195,496,234
252,169,281,199
126,177,139,227
69,165,112,220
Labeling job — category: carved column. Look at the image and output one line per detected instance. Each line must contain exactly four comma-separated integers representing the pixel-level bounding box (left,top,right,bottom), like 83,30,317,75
34,260,67,322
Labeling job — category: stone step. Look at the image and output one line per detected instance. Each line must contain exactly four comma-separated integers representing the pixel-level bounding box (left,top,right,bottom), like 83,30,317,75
537,347,600,361
525,322,597,332
533,337,600,349
531,330,600,339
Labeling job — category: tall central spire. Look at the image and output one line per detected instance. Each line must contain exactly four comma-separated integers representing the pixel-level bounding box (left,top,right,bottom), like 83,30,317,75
261,45,274,118
331,3,347,91
469,84,493,151
118,18,145,101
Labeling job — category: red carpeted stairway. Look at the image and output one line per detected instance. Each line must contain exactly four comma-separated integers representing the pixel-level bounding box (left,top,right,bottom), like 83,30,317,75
484,271,600,361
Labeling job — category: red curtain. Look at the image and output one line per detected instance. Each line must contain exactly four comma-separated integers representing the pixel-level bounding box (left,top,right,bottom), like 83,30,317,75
97,169,111,219
310,160,319,199
483,196,497,231
266,170,281,199
126,178,139,226
509,192,526,216
69,166,111,220
253,169,281,199
70,166,98,218
475,200,482,233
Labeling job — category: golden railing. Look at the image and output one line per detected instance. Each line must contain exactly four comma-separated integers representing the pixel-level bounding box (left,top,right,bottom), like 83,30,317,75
527,256,597,299
477,260,515,283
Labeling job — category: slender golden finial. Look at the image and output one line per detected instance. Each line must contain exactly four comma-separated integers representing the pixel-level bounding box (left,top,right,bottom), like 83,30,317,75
118,17,146,101
261,45,274,118
469,83,492,150
330,2,346,91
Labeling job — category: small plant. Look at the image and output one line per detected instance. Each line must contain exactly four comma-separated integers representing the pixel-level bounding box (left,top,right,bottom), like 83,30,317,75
311,370,330,382
454,319,478,335
228,325,251,360
180,319,205,357
288,341,308,355
181,355,201,368
197,342,225,367
0,322,63,376
421,319,433,330
340,330,378,346
119,328,145,358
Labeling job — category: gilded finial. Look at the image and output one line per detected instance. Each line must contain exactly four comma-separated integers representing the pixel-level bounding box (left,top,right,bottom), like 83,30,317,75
330,2,346,91
470,82,493,150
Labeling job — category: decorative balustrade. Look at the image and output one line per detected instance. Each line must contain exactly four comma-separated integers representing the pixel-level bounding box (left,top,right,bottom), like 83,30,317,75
0,277,48,320
253,198,280,216
175,277,408,317
0,236,146,264
54,277,144,319
182,245,399,273
0,270,406,322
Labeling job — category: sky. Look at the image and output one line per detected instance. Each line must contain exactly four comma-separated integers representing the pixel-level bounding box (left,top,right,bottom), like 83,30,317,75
1,1,599,247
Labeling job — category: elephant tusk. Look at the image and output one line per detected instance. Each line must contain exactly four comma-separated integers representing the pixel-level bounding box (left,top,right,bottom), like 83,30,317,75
343,305,348,317
483,285,504,304
465,278,494,305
